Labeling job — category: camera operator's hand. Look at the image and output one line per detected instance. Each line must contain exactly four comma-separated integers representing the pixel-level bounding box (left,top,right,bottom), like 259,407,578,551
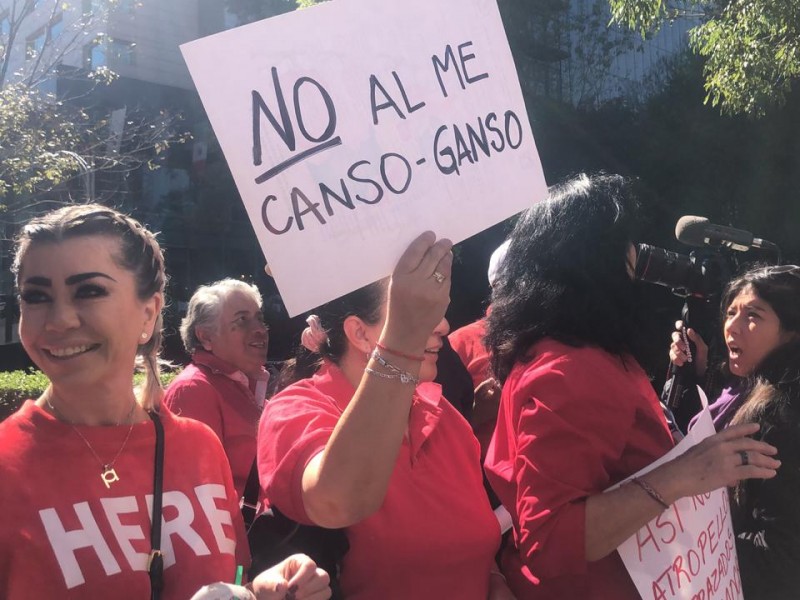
669,320,708,377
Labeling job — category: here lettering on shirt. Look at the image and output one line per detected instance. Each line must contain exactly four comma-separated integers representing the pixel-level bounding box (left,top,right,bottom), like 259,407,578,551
38,483,236,589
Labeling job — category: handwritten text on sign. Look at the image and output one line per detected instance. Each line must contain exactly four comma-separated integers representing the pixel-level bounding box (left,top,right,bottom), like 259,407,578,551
632,490,741,600
181,0,546,315
613,407,744,600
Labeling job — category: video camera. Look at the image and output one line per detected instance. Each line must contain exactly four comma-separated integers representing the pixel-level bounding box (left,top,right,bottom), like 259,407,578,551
634,244,730,300
634,215,781,426
633,214,783,299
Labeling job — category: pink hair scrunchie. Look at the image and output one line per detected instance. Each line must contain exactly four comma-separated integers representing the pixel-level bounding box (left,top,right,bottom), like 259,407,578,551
301,314,328,353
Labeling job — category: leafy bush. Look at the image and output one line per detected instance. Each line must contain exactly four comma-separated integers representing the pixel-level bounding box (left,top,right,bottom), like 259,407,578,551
0,369,178,422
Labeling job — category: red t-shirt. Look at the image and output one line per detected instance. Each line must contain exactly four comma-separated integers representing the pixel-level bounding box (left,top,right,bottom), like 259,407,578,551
258,362,500,600
485,339,674,600
449,317,490,389
0,401,249,599
165,351,265,498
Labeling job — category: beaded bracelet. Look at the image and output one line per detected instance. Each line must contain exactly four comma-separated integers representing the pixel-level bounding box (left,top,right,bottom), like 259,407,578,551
631,477,670,510
376,342,425,362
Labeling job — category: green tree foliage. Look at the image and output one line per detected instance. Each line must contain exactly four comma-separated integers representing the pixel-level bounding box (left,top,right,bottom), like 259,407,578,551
608,0,800,116
0,82,84,199
0,368,177,421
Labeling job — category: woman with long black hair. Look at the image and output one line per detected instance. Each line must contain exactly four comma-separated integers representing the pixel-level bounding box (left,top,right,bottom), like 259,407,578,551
484,174,780,599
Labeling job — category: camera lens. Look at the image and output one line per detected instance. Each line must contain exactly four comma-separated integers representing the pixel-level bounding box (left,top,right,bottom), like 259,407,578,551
635,244,707,297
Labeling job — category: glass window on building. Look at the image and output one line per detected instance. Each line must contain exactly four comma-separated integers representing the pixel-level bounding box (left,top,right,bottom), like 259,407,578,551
84,38,135,69
117,0,136,13
48,16,63,40
82,0,134,15
25,28,45,59
84,40,106,68
108,39,135,66
82,0,100,14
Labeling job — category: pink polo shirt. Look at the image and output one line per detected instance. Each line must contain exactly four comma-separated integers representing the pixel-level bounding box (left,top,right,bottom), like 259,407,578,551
165,351,268,497
257,361,500,600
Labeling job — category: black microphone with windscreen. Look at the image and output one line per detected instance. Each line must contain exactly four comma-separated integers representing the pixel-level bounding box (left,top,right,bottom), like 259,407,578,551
675,215,778,252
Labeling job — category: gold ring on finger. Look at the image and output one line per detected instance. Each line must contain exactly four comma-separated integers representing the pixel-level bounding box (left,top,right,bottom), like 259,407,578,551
432,271,446,284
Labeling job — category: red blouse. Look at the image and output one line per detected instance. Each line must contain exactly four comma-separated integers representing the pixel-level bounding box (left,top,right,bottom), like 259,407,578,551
257,361,500,600
485,339,674,599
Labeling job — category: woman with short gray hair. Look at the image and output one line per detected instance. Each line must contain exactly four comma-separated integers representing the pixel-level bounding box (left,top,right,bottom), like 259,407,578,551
165,278,270,497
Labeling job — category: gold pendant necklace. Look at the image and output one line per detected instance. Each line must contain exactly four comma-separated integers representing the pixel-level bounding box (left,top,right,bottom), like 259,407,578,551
46,396,137,488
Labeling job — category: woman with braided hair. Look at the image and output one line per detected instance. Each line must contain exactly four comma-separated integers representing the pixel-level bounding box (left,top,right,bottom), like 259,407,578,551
0,204,330,600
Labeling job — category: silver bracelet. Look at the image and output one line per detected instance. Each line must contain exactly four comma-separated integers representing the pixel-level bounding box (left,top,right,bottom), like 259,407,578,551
370,349,420,385
364,366,419,385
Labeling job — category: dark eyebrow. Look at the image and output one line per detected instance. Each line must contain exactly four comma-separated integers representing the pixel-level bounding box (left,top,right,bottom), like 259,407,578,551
65,272,117,285
23,276,51,287
734,302,767,313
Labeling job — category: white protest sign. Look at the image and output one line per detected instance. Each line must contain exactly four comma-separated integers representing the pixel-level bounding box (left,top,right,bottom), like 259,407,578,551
611,390,744,600
181,0,546,316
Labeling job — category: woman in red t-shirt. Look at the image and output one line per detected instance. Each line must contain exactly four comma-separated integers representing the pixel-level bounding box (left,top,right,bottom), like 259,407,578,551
0,204,329,600
258,232,511,600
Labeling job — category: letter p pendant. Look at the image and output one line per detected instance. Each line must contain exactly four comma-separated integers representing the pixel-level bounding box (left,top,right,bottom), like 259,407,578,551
101,466,120,488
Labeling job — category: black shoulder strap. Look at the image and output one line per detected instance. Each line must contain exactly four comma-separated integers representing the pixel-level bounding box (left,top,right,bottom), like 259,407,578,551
148,410,165,600
241,458,261,531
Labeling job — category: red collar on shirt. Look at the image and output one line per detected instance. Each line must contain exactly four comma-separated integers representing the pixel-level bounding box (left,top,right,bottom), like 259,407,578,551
191,349,269,388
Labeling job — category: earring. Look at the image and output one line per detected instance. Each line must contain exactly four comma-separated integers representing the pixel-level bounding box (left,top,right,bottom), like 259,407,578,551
140,332,148,341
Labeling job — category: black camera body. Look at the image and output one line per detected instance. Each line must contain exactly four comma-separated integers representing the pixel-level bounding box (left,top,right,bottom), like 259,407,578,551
634,244,739,428
634,244,734,301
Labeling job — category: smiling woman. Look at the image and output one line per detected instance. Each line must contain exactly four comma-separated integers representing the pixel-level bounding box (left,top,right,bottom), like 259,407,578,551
17,236,161,417
0,205,330,600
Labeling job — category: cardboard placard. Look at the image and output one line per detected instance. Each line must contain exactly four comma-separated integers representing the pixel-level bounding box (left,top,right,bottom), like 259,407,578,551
181,0,547,315
612,390,744,600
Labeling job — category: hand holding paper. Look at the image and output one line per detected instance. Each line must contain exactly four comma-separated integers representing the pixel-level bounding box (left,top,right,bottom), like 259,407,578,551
602,393,780,599
650,422,779,501
382,231,453,356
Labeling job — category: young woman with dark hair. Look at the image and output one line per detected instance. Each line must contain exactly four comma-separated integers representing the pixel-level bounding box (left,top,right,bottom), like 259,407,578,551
484,174,780,599
668,265,800,599
671,264,800,430
257,232,513,600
